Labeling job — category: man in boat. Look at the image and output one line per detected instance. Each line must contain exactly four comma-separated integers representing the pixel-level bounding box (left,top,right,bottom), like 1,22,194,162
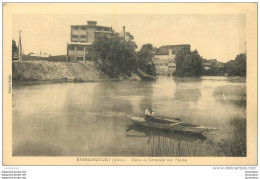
145,105,155,121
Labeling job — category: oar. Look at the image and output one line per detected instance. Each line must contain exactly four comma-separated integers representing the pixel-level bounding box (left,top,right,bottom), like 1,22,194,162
126,121,148,132
155,115,181,121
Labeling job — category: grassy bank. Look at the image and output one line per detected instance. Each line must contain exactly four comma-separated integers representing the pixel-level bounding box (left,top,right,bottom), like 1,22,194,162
12,60,108,85
217,115,246,157
12,60,145,85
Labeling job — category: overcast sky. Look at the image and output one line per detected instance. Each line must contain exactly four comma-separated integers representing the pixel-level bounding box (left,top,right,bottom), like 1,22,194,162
12,14,246,62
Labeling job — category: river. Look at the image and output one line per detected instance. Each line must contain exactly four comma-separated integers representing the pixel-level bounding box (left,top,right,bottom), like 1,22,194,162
12,76,246,156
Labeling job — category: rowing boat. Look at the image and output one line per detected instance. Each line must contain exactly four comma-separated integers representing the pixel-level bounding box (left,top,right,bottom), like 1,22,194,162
127,115,217,134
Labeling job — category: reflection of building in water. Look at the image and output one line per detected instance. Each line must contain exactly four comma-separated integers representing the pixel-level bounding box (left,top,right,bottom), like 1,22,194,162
67,21,112,63
174,88,201,102
153,44,190,76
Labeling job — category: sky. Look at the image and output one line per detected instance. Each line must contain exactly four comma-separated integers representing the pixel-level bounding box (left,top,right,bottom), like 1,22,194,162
12,14,246,62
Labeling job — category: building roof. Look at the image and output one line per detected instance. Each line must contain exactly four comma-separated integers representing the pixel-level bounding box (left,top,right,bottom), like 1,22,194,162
156,44,190,55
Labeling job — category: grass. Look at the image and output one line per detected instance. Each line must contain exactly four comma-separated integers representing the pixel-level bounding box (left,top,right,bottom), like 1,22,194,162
213,85,246,105
217,115,246,157
147,115,247,157
147,129,217,157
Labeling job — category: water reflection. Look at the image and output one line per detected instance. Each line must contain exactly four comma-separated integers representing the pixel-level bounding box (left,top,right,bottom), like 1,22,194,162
12,76,246,156
174,88,201,102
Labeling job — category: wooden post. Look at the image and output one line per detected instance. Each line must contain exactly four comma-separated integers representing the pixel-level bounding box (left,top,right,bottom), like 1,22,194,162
74,46,77,62
83,47,86,64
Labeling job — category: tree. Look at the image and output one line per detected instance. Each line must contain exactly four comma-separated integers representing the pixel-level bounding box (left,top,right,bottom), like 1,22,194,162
137,44,156,76
12,39,18,61
174,49,204,77
225,53,246,76
90,33,138,77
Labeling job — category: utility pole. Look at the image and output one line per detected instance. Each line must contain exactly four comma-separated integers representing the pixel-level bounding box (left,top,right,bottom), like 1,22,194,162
18,30,22,61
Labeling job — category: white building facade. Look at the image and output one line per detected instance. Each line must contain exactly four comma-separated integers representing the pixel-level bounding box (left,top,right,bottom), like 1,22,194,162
153,44,190,76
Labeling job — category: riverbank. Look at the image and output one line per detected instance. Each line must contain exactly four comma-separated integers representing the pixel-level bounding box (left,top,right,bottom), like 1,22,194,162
12,60,150,85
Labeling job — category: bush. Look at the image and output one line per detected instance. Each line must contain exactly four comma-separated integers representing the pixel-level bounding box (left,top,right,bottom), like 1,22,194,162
136,44,156,76
174,50,204,77
225,53,246,77
90,33,138,77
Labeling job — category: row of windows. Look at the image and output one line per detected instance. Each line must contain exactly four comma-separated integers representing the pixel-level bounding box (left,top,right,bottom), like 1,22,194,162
72,27,111,31
72,35,87,38
71,40,87,43
68,47,87,51
72,27,87,30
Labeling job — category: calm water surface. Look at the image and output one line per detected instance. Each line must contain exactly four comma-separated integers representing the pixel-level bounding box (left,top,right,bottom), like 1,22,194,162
12,76,246,156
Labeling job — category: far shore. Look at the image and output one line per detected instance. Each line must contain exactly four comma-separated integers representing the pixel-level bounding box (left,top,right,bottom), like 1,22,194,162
12,60,246,87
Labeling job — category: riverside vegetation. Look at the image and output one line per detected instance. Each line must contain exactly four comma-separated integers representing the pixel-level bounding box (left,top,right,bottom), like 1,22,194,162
12,33,157,84
12,34,246,83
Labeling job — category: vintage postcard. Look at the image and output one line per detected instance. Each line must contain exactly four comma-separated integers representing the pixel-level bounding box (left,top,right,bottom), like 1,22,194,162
3,3,257,165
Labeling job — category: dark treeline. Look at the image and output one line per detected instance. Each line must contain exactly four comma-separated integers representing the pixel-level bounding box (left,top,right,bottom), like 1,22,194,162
174,50,246,77
90,32,156,77
202,53,246,77
225,53,246,77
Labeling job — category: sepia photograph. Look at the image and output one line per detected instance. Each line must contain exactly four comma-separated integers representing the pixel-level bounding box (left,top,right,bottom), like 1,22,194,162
3,3,257,165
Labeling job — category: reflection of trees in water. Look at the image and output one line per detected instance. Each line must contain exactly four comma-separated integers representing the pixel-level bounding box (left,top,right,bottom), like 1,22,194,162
173,77,202,83
90,82,134,114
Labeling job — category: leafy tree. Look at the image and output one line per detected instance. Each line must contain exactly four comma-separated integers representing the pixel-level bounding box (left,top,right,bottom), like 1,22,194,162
225,53,246,76
90,33,138,77
137,44,156,76
12,39,18,61
174,49,203,77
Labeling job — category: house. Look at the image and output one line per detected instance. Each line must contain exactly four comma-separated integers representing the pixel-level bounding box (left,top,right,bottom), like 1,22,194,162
67,21,112,63
153,44,190,76
202,59,225,71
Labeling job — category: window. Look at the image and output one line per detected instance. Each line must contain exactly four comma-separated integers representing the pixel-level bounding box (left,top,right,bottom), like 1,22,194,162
72,35,78,38
73,27,79,30
81,27,86,30
78,47,84,51
77,57,83,61
80,35,86,38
